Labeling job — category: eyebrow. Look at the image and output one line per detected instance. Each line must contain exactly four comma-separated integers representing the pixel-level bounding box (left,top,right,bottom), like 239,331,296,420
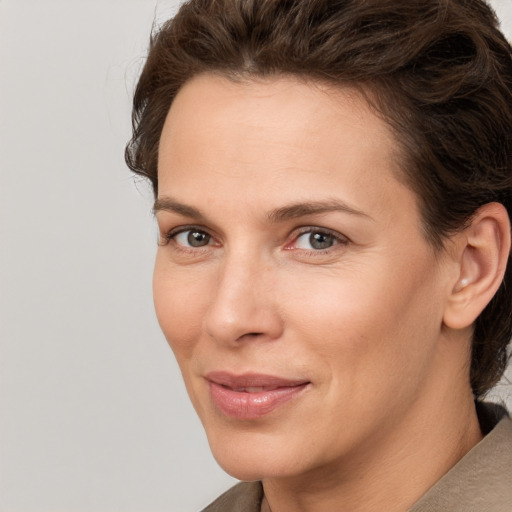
267,199,372,223
153,196,372,222
153,197,206,220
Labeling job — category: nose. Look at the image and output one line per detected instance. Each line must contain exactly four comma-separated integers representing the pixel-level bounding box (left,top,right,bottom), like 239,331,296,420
203,253,284,346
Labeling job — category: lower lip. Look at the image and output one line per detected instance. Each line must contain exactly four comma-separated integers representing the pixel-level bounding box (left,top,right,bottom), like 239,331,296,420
209,382,309,419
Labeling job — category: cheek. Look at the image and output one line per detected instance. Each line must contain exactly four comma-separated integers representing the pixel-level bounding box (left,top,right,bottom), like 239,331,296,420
280,256,444,378
153,257,210,360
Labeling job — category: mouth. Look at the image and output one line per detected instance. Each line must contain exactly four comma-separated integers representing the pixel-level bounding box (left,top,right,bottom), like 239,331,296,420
206,372,310,420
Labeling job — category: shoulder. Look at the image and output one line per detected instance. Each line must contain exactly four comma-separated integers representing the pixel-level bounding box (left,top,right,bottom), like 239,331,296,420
201,481,263,512
410,402,512,511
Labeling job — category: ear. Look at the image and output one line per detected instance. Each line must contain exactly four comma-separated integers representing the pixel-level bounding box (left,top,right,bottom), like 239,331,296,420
443,202,511,330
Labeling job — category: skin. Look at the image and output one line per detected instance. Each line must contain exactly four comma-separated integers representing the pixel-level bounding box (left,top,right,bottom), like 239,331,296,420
154,74,490,512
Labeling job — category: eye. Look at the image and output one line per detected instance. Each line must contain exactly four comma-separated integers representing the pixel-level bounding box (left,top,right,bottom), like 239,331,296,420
173,229,212,248
293,229,346,251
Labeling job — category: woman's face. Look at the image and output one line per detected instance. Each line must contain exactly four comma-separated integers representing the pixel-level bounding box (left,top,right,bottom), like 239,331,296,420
154,74,456,481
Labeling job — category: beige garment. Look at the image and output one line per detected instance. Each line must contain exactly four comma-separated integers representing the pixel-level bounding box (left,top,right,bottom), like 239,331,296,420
202,402,511,512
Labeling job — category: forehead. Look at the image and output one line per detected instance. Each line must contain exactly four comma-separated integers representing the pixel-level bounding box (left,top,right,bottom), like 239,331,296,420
157,73,417,224
161,74,392,145
159,73,401,158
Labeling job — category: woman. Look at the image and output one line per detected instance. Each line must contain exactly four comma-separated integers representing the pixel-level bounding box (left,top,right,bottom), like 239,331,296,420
126,1,512,510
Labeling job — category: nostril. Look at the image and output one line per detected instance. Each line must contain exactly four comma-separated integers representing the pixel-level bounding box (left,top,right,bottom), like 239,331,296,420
236,332,263,341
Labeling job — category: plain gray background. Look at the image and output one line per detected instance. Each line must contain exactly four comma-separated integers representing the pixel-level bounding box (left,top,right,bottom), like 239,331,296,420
0,1,511,511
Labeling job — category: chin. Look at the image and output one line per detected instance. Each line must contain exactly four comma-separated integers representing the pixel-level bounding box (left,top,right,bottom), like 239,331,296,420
206,427,308,482
214,454,295,482
216,460,268,482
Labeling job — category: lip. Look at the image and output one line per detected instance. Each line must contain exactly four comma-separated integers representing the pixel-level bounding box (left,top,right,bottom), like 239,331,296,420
206,372,310,420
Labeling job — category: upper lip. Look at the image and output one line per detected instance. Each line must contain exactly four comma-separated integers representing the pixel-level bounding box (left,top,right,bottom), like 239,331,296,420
206,371,310,390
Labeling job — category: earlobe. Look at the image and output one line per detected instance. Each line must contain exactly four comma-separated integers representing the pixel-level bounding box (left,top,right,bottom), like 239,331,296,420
443,202,511,330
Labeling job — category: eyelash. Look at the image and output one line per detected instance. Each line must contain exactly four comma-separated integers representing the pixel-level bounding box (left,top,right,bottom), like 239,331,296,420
160,225,349,255
160,225,215,250
288,226,349,254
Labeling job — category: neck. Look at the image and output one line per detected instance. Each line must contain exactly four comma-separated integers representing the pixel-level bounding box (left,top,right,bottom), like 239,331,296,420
261,381,482,512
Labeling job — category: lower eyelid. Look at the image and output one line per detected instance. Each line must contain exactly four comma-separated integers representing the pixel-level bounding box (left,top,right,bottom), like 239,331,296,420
160,226,347,252
166,227,223,253
291,229,348,250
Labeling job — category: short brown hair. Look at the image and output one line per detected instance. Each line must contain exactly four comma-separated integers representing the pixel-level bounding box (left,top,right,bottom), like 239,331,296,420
126,0,512,397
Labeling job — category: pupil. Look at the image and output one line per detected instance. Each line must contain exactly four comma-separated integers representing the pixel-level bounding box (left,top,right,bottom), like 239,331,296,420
310,232,333,249
188,231,209,247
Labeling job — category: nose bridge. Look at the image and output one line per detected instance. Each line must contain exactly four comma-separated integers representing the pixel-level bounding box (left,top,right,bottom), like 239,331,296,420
203,247,282,345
